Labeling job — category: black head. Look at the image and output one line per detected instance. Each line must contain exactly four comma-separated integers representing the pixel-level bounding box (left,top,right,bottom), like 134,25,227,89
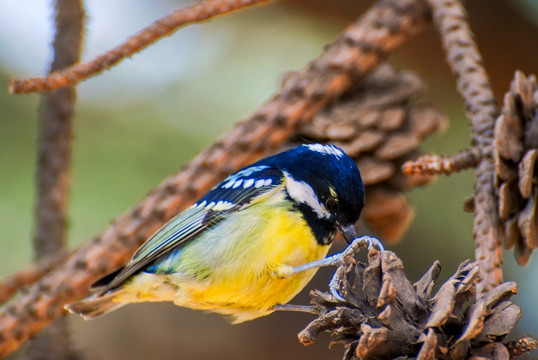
257,144,365,245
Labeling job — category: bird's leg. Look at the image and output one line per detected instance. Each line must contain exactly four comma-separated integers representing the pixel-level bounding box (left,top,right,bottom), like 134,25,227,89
274,236,384,301
286,236,384,275
271,304,317,314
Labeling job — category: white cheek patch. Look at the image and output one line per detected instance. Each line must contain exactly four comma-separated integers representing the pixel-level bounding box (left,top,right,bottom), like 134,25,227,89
284,172,330,219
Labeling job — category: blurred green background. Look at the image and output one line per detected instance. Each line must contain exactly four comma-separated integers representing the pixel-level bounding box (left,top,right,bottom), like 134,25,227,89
1,0,537,359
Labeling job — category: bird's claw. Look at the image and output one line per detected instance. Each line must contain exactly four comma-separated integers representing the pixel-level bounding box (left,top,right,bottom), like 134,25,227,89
329,270,346,302
359,235,384,252
327,236,384,303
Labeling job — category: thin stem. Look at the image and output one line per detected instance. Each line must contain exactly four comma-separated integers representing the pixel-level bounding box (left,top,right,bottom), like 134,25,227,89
9,0,269,94
27,0,84,358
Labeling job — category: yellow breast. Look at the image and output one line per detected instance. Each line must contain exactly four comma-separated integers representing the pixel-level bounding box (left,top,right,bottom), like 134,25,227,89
122,189,332,323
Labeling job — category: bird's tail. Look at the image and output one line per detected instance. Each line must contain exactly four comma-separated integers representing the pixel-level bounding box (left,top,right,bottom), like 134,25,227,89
65,290,126,320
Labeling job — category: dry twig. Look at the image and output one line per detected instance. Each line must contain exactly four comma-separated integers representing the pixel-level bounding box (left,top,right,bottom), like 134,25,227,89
0,0,430,356
427,0,500,292
0,252,67,305
8,0,270,94
401,148,482,176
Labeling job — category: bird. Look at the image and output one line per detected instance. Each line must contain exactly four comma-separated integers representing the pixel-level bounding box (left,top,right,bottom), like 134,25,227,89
66,143,365,324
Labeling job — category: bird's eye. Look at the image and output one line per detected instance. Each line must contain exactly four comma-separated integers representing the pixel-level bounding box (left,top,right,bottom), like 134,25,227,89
325,197,339,212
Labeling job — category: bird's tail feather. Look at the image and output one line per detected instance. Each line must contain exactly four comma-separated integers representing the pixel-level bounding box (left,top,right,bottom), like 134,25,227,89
65,290,126,320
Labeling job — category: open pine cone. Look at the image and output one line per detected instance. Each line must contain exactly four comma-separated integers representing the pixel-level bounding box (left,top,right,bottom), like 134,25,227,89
287,63,448,243
494,70,538,265
299,249,529,360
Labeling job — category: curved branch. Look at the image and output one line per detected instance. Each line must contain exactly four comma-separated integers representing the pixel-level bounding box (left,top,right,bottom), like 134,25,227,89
9,0,270,94
0,252,68,304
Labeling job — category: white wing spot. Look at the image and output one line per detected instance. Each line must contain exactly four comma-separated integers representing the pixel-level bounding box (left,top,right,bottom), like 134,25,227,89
206,202,216,209
233,179,243,188
223,180,235,189
264,179,272,186
243,179,254,188
304,144,344,158
234,165,270,178
213,201,235,211
255,179,265,188
197,200,207,208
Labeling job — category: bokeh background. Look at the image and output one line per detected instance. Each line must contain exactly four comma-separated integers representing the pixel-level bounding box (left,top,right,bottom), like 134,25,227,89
1,0,537,359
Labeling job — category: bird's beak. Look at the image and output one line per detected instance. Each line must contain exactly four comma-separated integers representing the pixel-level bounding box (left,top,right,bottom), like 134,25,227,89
338,223,356,244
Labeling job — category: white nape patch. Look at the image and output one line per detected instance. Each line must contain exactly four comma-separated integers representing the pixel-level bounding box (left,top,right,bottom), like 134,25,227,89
283,171,330,219
243,179,254,188
255,179,265,188
232,179,243,189
304,144,344,158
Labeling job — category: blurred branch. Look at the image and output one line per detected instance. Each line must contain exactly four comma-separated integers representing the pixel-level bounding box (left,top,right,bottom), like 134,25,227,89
401,148,482,176
23,0,84,358
0,0,430,356
8,0,270,94
0,251,67,305
33,0,83,261
426,0,501,292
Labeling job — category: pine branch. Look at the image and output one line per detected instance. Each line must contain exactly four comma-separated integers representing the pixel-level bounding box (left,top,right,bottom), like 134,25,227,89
427,0,501,292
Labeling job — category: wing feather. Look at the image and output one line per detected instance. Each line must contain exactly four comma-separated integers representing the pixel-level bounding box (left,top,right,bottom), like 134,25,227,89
95,165,284,294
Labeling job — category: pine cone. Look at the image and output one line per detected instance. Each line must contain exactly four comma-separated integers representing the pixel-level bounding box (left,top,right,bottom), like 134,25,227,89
288,63,448,244
298,249,526,360
494,71,538,265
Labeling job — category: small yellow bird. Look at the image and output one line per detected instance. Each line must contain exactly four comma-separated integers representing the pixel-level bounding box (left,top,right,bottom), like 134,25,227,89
66,144,366,323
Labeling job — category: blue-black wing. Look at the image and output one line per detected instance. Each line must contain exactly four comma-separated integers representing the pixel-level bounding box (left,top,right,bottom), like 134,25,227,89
94,165,283,293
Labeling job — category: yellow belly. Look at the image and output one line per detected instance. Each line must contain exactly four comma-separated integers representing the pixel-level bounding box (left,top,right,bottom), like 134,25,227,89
120,198,332,323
